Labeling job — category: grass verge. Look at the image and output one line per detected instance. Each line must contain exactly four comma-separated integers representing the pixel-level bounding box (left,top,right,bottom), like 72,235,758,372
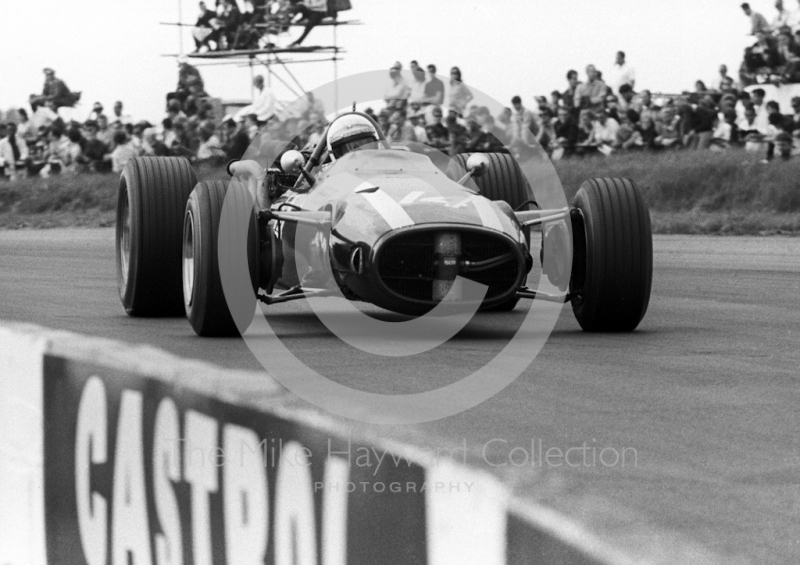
1,151,799,233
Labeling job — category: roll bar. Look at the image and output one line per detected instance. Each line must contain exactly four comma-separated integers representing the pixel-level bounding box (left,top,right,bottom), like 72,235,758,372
304,111,391,173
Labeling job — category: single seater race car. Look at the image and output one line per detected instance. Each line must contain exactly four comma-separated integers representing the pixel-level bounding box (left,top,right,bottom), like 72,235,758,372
115,112,652,337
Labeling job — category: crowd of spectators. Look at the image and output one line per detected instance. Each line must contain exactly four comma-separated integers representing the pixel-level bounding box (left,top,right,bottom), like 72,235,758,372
0,60,331,181
5,1,800,181
366,52,800,164
740,1,800,85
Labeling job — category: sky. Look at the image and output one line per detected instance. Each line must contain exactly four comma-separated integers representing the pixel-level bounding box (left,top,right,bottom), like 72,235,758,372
0,0,789,121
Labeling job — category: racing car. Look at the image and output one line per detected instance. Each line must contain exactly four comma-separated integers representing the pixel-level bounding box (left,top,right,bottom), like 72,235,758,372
115,112,652,336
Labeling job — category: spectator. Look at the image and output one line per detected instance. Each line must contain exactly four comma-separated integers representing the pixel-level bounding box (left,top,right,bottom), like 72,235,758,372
96,114,114,147
235,75,276,123
409,111,429,143
447,67,473,116
192,1,217,52
143,128,170,157
591,108,620,155
387,110,416,142
422,64,445,106
534,106,556,150
574,110,598,156
216,0,242,50
384,62,409,111
742,3,771,36
495,107,514,142
709,64,732,91
772,0,793,31
789,0,800,31
615,109,643,151
130,122,147,154
638,112,659,149
773,131,794,159
617,83,637,112
0,122,30,180
63,128,84,173
551,106,579,159
694,80,709,95
86,102,105,123
79,121,111,172
39,68,79,110
562,70,582,119
605,93,621,122
751,88,770,131
787,96,800,133
738,103,761,134
16,109,37,146
717,109,741,148
177,57,205,94
111,131,137,173
464,119,487,152
111,101,133,127
29,98,59,132
481,114,507,150
546,91,561,112
425,107,449,150
509,95,536,143
633,89,655,120
222,118,251,160
44,127,72,174
445,113,468,156
607,51,636,94
654,105,682,148
775,30,800,81
196,123,225,162
409,66,427,105
574,64,607,112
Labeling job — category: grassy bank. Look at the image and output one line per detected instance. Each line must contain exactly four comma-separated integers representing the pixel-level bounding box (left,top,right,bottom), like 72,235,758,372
554,150,800,234
0,164,227,229
1,150,798,233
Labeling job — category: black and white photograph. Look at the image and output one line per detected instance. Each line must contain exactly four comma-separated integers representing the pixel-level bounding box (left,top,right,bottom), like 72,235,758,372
1,1,799,564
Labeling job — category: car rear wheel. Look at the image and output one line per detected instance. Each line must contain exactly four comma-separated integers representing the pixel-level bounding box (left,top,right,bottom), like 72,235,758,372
447,152,536,211
116,157,197,316
183,180,260,337
570,178,653,332
449,152,535,311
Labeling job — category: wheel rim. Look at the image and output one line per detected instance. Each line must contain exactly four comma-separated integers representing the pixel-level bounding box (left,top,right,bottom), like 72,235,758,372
569,210,587,305
120,190,131,286
183,210,195,308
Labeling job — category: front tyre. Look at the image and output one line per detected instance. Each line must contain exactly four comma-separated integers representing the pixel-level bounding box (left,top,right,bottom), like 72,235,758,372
183,180,260,337
116,157,197,316
570,178,652,332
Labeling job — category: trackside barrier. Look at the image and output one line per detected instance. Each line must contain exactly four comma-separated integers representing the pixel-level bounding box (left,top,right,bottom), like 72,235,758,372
0,322,727,565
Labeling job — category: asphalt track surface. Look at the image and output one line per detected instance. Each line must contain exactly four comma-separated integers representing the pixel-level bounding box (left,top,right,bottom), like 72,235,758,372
1,228,798,564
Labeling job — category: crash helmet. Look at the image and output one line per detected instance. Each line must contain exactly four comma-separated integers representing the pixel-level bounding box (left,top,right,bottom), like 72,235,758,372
326,114,380,159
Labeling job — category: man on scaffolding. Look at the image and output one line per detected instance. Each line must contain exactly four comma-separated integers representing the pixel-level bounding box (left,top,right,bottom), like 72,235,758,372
235,75,277,124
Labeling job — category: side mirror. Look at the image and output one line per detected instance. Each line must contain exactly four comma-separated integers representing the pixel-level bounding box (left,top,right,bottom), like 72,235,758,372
280,150,306,174
466,153,490,177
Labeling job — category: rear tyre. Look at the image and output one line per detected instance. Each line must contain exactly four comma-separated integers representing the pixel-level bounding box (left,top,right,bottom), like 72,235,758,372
447,152,536,211
183,180,260,337
570,178,653,332
449,153,535,312
116,157,197,316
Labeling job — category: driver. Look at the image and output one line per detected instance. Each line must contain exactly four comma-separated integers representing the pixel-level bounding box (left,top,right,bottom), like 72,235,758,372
327,114,381,160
